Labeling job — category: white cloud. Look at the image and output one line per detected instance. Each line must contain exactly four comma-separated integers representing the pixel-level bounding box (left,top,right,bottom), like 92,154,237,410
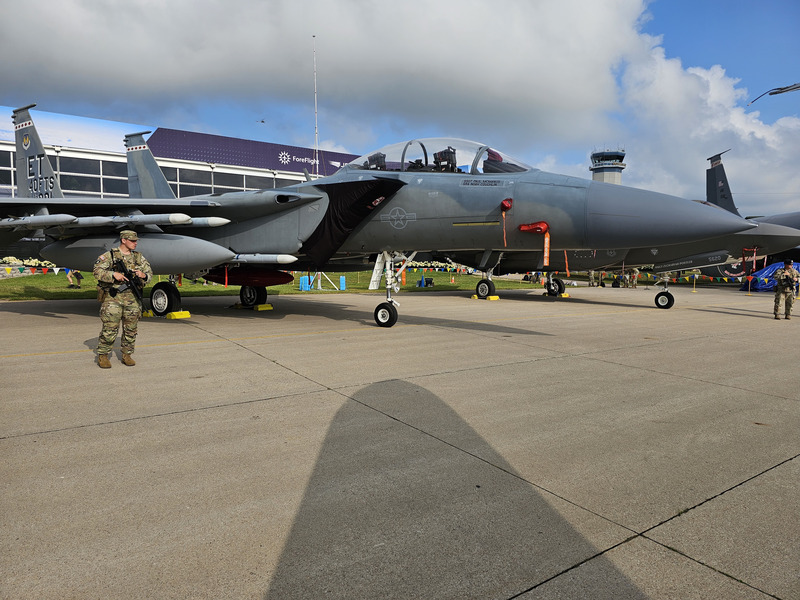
614,39,800,213
0,0,797,215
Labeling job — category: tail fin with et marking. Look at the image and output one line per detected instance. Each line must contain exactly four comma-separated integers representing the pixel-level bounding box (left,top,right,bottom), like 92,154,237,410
12,104,64,199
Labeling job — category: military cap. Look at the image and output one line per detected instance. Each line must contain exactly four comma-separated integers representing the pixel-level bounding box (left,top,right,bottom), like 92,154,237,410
120,230,139,241
784,258,793,264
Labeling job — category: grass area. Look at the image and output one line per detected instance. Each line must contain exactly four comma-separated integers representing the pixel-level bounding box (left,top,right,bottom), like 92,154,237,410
0,269,546,301
0,267,738,302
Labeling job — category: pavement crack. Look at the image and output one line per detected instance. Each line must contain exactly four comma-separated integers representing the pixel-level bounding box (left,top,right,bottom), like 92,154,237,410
641,452,800,535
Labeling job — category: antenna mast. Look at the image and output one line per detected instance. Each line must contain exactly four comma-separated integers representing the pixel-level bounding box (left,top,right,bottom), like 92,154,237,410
313,35,319,177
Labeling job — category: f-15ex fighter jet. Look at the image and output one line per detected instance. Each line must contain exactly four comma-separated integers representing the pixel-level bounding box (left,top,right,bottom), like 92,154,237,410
1,105,755,326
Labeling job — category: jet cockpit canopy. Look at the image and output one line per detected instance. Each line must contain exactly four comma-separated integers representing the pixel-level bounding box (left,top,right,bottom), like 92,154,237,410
347,138,533,175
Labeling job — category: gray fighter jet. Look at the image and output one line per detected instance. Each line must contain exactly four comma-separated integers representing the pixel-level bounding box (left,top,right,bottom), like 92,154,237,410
2,105,756,326
124,123,780,313
697,150,800,277
490,150,800,307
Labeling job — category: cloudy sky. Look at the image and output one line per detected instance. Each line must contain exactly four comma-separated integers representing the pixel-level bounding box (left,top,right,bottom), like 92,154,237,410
0,0,797,216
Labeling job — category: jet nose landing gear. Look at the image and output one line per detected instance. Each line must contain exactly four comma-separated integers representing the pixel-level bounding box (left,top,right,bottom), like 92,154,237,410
654,275,675,309
370,250,416,327
655,290,675,309
374,302,399,327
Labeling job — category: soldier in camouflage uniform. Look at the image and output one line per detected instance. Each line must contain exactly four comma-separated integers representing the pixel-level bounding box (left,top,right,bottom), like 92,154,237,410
93,230,152,368
772,258,799,320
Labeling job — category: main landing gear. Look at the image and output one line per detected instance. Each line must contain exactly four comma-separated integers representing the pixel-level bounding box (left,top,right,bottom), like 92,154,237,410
544,272,565,297
476,271,566,299
475,277,495,299
150,280,271,316
372,250,416,327
239,285,268,307
150,279,183,316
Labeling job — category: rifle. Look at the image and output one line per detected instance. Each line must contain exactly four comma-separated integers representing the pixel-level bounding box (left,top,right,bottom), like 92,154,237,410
110,256,144,304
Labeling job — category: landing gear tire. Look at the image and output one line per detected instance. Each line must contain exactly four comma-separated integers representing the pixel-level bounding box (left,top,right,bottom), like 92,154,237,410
150,282,182,317
240,285,267,307
374,302,398,327
655,291,675,309
546,277,565,297
475,279,496,299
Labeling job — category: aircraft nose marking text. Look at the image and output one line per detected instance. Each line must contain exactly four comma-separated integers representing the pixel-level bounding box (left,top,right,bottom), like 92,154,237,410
380,207,417,229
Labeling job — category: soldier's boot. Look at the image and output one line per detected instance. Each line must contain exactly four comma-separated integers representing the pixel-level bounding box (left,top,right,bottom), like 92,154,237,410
121,353,136,366
775,314,781,320
97,354,112,369
785,315,791,320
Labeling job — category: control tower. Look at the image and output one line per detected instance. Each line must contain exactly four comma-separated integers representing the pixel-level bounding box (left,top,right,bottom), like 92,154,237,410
590,149,626,185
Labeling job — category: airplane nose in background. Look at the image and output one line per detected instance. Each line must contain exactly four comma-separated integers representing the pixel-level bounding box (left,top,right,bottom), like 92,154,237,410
586,182,756,248
734,221,800,254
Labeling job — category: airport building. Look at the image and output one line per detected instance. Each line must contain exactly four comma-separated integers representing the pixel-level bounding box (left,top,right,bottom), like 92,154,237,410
0,128,359,199
589,148,626,185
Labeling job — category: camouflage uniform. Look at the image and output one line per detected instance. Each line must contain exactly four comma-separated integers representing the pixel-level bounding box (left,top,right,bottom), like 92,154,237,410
772,263,799,319
93,237,152,358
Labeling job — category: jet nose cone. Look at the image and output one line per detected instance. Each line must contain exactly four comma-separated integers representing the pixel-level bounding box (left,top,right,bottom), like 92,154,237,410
586,182,755,248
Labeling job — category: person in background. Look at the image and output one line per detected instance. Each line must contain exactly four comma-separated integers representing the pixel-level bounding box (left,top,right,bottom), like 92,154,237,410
66,269,83,288
772,258,799,320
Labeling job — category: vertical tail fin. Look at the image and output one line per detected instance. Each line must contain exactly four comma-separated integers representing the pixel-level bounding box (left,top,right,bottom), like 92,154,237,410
124,131,176,199
706,149,739,216
12,104,64,199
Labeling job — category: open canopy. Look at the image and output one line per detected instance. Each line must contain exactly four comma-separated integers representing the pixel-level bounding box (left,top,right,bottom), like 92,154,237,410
346,138,534,175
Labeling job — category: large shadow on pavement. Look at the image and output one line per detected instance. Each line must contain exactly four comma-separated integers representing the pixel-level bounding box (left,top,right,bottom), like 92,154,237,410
265,380,646,599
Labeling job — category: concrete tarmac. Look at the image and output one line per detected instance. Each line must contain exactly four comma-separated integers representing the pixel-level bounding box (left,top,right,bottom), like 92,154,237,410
1,285,798,599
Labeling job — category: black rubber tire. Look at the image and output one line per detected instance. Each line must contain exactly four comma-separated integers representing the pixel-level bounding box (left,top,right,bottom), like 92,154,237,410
475,279,496,299
546,278,564,296
240,285,268,307
150,282,181,317
374,302,398,327
654,291,675,309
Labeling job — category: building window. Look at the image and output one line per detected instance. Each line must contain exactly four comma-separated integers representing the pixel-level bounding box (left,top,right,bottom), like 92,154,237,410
60,156,101,175
245,174,275,189
102,161,128,178
211,186,241,195
61,174,102,193
275,177,298,188
179,169,212,185
214,172,244,188
178,184,212,197
161,166,178,182
103,178,129,195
